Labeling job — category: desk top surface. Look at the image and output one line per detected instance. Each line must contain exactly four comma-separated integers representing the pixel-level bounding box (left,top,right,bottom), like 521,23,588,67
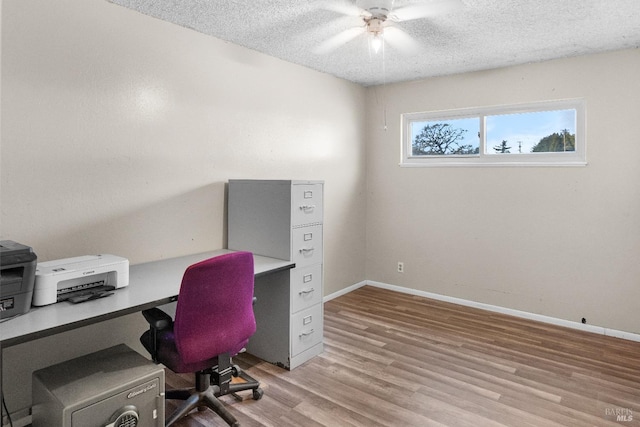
0,250,294,347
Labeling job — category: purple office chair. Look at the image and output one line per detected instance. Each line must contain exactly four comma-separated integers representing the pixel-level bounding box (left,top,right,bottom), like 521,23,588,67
140,251,263,427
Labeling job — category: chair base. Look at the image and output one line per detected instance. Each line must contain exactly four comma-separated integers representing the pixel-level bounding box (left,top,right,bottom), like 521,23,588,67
165,357,262,427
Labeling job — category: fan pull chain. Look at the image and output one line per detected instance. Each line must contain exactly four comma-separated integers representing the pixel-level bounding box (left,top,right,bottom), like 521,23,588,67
381,38,387,131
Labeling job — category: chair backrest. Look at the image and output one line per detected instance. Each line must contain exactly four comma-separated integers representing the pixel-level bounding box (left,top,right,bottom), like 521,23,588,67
173,251,256,365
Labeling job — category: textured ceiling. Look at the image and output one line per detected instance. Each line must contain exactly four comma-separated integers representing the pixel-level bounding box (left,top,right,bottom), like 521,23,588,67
108,0,640,86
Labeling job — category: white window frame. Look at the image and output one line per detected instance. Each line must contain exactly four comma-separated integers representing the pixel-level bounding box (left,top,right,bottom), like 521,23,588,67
401,99,586,167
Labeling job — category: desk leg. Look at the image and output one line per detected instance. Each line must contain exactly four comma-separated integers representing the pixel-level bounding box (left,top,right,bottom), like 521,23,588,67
0,346,4,422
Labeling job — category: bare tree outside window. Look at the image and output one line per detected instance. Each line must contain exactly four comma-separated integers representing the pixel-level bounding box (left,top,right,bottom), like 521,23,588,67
412,123,478,155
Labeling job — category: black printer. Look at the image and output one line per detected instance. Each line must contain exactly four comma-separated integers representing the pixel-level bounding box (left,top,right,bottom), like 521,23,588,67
0,240,37,319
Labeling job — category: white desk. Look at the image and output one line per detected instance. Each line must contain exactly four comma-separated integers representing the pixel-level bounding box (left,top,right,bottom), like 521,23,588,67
0,250,294,406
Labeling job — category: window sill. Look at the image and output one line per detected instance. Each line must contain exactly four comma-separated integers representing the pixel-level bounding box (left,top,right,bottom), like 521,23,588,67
399,160,588,168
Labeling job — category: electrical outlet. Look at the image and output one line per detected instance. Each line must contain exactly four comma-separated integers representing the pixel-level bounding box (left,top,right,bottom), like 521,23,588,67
397,262,404,273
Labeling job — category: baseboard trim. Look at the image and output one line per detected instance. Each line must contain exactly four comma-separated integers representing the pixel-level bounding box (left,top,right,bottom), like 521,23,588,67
2,410,31,427
323,281,367,303
325,280,640,343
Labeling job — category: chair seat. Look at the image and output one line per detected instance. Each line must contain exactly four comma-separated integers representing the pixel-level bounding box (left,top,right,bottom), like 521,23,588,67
141,329,222,373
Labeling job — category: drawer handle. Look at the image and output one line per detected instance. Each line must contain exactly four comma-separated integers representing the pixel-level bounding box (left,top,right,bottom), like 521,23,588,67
299,329,315,338
299,247,314,254
299,287,315,295
299,204,316,211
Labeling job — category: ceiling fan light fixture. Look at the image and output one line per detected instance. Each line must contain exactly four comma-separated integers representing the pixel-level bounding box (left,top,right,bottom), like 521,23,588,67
370,32,383,53
366,16,385,53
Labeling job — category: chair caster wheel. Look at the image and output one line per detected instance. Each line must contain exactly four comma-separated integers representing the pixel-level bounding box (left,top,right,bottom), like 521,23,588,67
252,388,264,400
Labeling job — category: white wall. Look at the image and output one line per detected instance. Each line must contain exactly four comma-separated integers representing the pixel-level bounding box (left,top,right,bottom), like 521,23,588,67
365,48,640,335
0,0,366,414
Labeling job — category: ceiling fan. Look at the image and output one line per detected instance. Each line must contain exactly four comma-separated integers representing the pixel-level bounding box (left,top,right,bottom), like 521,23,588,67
314,0,462,55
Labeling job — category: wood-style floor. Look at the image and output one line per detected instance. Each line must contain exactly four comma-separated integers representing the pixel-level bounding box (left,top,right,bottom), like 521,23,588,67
165,285,640,426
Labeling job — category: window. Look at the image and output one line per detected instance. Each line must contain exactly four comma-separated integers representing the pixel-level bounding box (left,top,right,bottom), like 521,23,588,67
401,99,586,167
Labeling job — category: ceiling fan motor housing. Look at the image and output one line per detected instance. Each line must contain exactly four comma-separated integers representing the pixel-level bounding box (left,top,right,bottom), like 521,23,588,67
366,17,384,35
358,0,394,19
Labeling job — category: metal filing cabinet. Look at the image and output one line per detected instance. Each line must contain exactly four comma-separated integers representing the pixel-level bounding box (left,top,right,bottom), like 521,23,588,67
228,180,324,369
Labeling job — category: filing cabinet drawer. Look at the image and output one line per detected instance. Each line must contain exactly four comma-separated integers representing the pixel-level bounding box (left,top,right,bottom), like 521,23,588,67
291,304,323,356
292,184,323,227
292,225,323,268
291,264,323,314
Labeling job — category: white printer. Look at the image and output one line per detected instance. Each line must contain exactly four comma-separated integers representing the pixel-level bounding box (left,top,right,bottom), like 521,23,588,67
33,254,129,306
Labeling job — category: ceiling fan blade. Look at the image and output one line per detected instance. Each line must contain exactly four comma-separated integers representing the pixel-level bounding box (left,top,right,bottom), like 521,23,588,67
383,26,423,55
390,0,462,22
314,27,365,54
317,0,365,17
